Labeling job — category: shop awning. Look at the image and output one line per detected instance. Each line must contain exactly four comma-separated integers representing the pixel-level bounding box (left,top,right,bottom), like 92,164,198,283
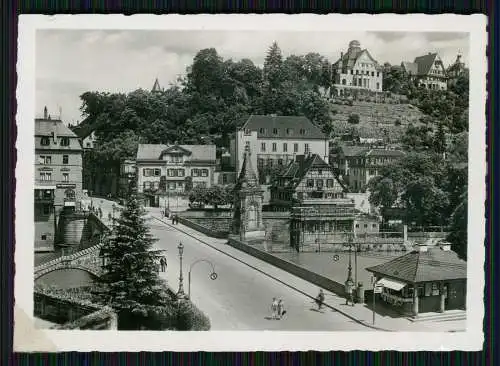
35,185,56,190
377,277,407,291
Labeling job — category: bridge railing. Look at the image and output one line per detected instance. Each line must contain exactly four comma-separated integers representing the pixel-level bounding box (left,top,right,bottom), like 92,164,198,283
34,242,104,274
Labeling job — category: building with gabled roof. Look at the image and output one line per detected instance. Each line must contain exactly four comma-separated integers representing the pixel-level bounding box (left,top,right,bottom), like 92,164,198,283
35,107,83,252
135,143,216,207
366,243,467,316
331,40,384,96
231,114,329,185
401,52,448,91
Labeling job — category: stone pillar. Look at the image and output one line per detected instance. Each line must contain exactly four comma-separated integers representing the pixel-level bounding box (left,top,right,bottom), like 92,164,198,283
412,285,419,317
439,282,446,313
403,225,408,242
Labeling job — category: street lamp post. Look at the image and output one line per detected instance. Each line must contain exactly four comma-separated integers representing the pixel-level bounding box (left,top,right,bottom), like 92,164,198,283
177,242,186,298
188,259,218,299
345,232,355,306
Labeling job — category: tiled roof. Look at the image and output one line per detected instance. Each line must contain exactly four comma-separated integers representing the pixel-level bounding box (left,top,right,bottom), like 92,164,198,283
366,247,467,283
241,115,326,140
414,53,438,75
340,145,369,157
340,145,404,158
136,143,216,162
334,49,381,71
35,119,79,137
401,61,418,75
365,149,405,158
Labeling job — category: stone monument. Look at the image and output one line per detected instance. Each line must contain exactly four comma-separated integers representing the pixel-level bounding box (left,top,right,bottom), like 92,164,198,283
232,145,266,241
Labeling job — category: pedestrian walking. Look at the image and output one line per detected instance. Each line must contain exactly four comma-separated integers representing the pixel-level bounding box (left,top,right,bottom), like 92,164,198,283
98,207,103,219
315,289,325,311
277,299,286,319
271,297,278,319
171,215,175,225
159,256,167,272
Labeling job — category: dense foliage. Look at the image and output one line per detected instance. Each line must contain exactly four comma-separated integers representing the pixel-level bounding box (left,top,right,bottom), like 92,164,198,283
188,185,234,209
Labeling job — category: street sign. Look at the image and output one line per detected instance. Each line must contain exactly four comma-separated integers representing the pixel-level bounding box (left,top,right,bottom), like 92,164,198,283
374,285,383,293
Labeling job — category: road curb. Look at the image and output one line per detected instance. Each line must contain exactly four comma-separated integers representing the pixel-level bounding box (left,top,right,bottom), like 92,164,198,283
150,214,392,332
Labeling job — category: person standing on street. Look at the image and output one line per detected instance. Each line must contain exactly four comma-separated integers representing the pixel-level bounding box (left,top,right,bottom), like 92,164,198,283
271,297,278,319
277,299,286,319
159,256,167,272
316,289,325,311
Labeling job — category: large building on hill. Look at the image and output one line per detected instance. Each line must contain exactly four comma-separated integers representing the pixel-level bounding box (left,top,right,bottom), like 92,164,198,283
336,146,405,192
230,115,329,184
331,40,384,96
135,143,216,207
35,107,83,252
401,52,448,91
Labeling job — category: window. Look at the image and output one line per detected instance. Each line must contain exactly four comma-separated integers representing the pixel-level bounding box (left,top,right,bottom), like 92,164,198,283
307,179,314,188
299,129,306,135
40,172,52,181
267,159,273,167
272,143,277,152
278,159,283,166
153,181,160,190
42,204,51,215
304,144,310,155
372,224,377,228
192,169,200,177
355,224,360,228
318,169,322,175
356,70,359,75
283,143,288,152
350,70,353,74
245,141,251,151
376,82,380,90
273,128,278,135
40,137,50,146
286,128,293,135
62,173,69,182
364,224,368,228
169,182,176,190
65,189,75,200
317,179,323,188
259,128,265,134
294,143,299,152
86,142,91,148
60,137,70,146
244,129,251,135
371,71,375,76
257,158,264,168
167,169,174,177
41,234,47,240
326,179,333,188
62,155,69,164
143,168,153,177
261,142,266,152
201,169,208,177
143,182,151,190
154,168,161,176
39,155,52,165
178,169,185,177
222,174,228,184
377,72,380,77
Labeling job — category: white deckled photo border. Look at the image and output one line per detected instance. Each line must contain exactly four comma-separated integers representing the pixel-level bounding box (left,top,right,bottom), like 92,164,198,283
15,13,487,352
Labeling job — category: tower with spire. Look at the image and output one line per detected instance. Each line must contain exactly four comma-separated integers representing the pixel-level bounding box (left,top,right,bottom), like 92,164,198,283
151,78,163,93
232,144,266,241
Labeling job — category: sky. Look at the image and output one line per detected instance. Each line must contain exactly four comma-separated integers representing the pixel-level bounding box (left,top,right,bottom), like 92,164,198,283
36,30,469,125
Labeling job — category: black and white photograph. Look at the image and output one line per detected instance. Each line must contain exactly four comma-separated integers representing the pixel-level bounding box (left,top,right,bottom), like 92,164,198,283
15,14,486,352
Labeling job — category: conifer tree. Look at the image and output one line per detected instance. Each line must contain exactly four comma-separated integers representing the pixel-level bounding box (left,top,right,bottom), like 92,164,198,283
94,186,173,330
263,41,284,90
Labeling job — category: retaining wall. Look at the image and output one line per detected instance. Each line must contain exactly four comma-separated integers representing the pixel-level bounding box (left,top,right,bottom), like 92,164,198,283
227,236,346,296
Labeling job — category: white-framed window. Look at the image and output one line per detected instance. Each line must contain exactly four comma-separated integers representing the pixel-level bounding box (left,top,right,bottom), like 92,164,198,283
294,143,299,152
272,143,277,152
304,144,310,155
62,155,69,164
283,143,288,152
40,172,52,181
154,168,161,176
273,128,278,135
60,137,70,146
259,128,265,134
39,155,52,165
178,169,185,177
326,179,333,188
317,179,323,188
40,137,50,146
261,142,266,152
201,169,208,177
143,168,153,177
62,173,69,182
192,169,200,177
244,129,251,135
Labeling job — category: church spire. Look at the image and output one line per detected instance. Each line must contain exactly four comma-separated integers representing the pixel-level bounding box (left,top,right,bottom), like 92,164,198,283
236,145,259,190
151,77,162,93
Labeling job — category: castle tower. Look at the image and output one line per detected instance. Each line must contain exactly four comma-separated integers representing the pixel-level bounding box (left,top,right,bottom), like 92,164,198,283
232,145,266,241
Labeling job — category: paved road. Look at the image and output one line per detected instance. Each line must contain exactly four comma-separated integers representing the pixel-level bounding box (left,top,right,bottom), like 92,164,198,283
147,216,367,331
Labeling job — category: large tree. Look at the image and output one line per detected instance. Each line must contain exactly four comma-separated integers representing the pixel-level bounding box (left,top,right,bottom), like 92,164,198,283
93,191,173,330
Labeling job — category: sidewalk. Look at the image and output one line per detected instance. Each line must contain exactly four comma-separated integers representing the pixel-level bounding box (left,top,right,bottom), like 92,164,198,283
146,209,465,332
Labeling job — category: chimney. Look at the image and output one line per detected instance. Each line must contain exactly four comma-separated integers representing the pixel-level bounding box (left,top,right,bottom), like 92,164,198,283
43,106,48,119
